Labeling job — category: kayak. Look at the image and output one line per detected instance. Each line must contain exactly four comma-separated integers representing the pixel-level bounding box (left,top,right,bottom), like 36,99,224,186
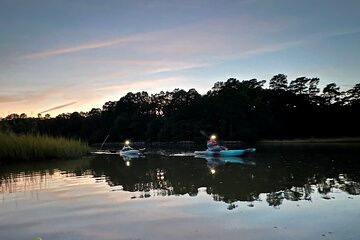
195,156,253,164
194,148,256,157
120,148,145,156
91,151,119,155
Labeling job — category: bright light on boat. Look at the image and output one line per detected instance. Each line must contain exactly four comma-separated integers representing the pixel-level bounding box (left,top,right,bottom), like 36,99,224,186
210,168,216,174
126,161,130,166
125,140,130,145
210,135,216,140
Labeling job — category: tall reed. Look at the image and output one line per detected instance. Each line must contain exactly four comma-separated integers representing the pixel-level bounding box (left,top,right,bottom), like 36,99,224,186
0,133,90,163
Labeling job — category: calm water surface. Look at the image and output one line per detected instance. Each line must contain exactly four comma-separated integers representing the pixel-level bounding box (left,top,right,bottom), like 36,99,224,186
1,144,359,240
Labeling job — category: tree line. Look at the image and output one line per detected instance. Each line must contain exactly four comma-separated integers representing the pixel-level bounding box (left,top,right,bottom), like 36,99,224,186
1,74,359,143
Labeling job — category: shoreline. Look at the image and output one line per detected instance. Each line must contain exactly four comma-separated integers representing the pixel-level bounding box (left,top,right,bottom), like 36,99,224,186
92,137,360,148
257,137,360,144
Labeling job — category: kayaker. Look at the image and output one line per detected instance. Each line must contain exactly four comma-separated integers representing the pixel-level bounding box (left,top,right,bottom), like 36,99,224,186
207,135,223,151
122,140,133,151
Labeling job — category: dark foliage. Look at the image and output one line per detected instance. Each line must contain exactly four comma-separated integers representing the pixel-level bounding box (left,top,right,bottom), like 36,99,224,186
1,75,359,143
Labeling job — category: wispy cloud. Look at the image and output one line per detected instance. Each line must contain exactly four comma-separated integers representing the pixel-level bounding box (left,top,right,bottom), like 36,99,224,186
306,28,360,44
0,90,53,104
0,84,79,115
20,14,360,63
85,59,212,77
20,15,287,61
39,101,77,114
0,95,24,103
21,36,138,59
91,76,184,92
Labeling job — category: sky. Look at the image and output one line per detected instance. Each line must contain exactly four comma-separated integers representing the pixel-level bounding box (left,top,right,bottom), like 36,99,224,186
1,0,360,117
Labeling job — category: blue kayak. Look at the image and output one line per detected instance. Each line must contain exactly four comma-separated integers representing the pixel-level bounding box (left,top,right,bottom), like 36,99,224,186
194,148,256,157
120,148,146,156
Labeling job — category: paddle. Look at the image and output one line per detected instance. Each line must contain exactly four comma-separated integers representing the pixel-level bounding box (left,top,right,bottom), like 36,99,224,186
199,130,210,139
100,134,110,149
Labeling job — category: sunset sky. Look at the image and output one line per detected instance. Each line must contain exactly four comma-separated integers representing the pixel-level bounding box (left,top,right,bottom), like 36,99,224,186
1,0,359,117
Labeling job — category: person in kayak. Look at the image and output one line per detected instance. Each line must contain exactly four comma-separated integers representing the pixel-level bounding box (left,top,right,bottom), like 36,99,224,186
207,135,225,151
122,140,133,151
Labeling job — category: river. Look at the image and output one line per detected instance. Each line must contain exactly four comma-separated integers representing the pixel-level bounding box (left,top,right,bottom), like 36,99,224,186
1,144,359,240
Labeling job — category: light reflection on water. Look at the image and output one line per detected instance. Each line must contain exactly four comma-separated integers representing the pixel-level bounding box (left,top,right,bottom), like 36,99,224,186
0,144,360,240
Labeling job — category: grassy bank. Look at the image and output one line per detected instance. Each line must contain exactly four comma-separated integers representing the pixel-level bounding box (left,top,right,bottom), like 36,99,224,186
0,133,90,163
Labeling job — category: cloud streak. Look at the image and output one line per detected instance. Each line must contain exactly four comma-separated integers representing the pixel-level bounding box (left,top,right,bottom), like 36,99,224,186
39,101,77,114
22,36,138,59
20,16,287,60
0,89,54,104
0,95,25,103
91,76,184,92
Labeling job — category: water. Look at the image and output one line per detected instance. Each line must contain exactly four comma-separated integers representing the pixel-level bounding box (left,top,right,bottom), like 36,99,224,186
1,144,359,240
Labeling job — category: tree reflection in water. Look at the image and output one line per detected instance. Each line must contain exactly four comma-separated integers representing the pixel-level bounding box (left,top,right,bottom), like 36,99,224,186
1,145,359,208
86,146,360,207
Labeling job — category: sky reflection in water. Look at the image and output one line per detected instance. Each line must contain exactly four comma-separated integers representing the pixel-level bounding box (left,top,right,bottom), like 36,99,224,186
0,144,359,240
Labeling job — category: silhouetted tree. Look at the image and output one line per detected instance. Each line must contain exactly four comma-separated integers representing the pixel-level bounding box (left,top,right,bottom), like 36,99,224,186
269,74,288,91
308,77,320,97
344,83,360,105
1,74,359,143
289,77,309,94
5,113,20,120
322,83,341,105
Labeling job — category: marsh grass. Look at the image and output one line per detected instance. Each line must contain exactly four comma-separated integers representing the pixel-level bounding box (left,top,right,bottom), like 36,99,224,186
0,133,90,163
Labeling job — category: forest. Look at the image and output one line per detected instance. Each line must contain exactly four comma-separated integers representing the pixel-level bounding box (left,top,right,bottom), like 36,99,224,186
1,74,359,144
